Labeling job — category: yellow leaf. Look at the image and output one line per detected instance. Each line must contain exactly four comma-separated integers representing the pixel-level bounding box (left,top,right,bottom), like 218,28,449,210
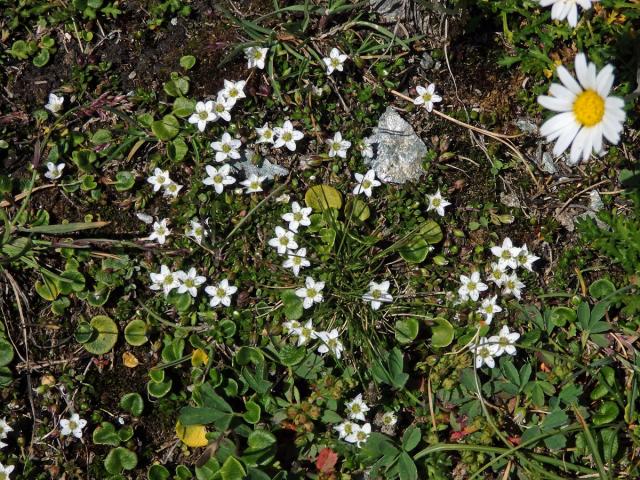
122,351,139,368
191,348,209,367
175,420,208,447
305,185,343,211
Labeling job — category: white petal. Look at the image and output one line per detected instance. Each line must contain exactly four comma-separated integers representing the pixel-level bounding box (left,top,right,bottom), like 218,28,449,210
552,120,581,156
538,95,572,112
596,65,615,97
557,66,583,95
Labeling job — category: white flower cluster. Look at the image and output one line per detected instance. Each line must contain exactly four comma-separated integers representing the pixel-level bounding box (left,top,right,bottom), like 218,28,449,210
335,393,376,448
188,79,246,132
147,168,183,199
267,201,313,276
0,417,12,450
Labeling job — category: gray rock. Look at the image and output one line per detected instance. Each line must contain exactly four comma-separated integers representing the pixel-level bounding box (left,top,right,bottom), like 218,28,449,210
233,151,288,180
364,107,428,184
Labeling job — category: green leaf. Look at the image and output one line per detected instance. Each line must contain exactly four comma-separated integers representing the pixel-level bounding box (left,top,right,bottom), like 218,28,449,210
243,401,261,424
33,49,50,67
430,317,454,348
549,306,576,327
281,290,303,320
593,401,619,425
243,430,276,467
114,171,136,191
93,422,121,446
305,185,343,211
84,315,118,355
104,447,138,474
21,221,109,234
147,380,172,398
220,456,246,480
148,464,171,480
180,55,197,70
279,345,306,366
0,339,15,368
168,137,189,162
124,319,148,346
92,129,113,144
172,97,196,117
419,220,443,244
401,426,421,452
345,198,370,221
394,318,419,344
600,429,619,462
399,237,430,264
120,393,144,416
398,451,418,480
151,114,180,141
589,279,616,300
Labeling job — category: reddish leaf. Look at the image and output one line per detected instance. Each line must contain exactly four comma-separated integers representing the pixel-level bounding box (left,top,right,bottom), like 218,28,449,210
316,448,338,473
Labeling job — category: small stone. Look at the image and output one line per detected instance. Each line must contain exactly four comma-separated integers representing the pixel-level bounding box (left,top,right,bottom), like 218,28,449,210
233,153,288,180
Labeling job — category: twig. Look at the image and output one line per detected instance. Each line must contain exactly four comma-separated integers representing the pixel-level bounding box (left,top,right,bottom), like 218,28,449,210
0,184,56,208
557,179,610,214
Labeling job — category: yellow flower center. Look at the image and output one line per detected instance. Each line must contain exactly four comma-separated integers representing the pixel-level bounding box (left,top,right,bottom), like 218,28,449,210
573,90,605,127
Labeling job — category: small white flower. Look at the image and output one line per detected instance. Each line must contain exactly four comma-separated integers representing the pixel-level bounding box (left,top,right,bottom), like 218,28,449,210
491,238,521,270
345,394,370,422
211,132,242,163
360,138,374,159
186,218,207,243
539,0,597,27
176,268,206,298
295,276,324,309
458,271,488,302
274,120,304,151
283,319,301,335
477,295,502,324
240,174,266,193
45,92,64,113
323,48,348,75
188,100,216,132
413,84,442,112
353,169,381,197
362,281,393,310
281,201,312,232
0,440,6,450
245,46,268,70
381,411,398,426
203,164,236,194
335,420,359,440
502,273,525,299
350,423,371,447
59,413,87,439
147,168,172,192
221,79,246,106
488,262,509,287
205,279,238,307
327,132,351,158
148,219,171,245
163,181,183,198
256,122,276,144
0,418,13,439
150,265,180,295
268,226,298,255
275,193,291,203
293,319,315,346
44,162,65,180
283,247,311,276
489,325,520,357
211,93,234,122
427,190,451,217
516,244,540,272
474,337,498,369
0,462,15,478
315,328,344,358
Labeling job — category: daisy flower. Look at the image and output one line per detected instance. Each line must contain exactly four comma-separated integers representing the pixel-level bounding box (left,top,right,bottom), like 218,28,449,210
323,48,348,75
221,79,246,105
245,46,268,70
282,201,312,232
45,92,64,113
293,319,316,346
474,337,499,369
256,122,276,144
516,245,540,272
188,101,216,132
203,164,236,194
268,226,298,255
362,281,393,310
44,162,65,180
427,190,451,217
176,268,206,297
147,168,172,192
413,84,442,112
353,169,381,197
150,265,180,295
240,174,266,193
458,272,488,302
283,248,311,276
211,132,242,163
148,219,171,244
315,328,344,358
327,132,351,158
491,238,521,270
274,120,304,151
539,0,597,27
345,394,370,422
502,273,525,299
538,53,626,165
205,279,237,307
186,218,207,243
59,413,87,439
477,295,502,324
296,276,324,309
489,325,520,357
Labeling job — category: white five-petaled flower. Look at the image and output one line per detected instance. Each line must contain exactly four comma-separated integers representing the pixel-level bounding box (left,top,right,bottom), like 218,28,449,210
221,79,246,105
381,411,398,426
44,162,65,180
256,122,276,144
147,168,172,192
323,48,348,75
488,262,509,287
363,281,393,310
413,84,442,112
345,394,370,422
205,279,238,307
59,413,87,439
539,0,597,27
353,169,381,197
150,265,180,295
163,181,183,198
203,164,236,194
0,462,15,478
335,420,359,440
245,46,268,70
274,120,304,151
458,271,488,302
538,53,626,165
502,273,525,299
211,93,234,122
240,174,266,193
0,418,12,440
296,276,324,309
211,132,242,163
350,423,371,447
188,101,216,132
360,138,374,159
186,218,207,243
491,237,521,270
327,132,351,158
176,268,206,297
477,295,502,324
148,218,171,245
292,319,316,346
282,201,312,232
45,92,64,113
283,247,311,277
489,325,520,357
427,190,451,217
268,226,298,255
283,320,301,335
315,328,344,358
474,337,498,369
516,244,540,272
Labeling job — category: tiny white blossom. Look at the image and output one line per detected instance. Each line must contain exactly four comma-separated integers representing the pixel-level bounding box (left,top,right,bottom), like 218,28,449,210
345,394,370,422
59,413,87,439
268,226,298,255
275,193,291,203
274,120,304,151
381,411,398,426
186,218,207,243
293,319,315,346
474,337,499,369
491,238,521,270
0,418,12,439
350,423,371,447
44,162,65,180
323,48,348,75
245,46,268,70
488,262,509,287
458,271,488,302
327,132,351,158
211,132,242,163
283,319,301,335
516,244,540,272
203,164,236,194
256,122,276,144
477,295,502,324
45,92,64,113
413,84,442,112
427,190,451,217
489,325,520,357
281,201,312,232
176,268,206,297
360,138,374,159
188,100,216,132
283,247,311,276
295,276,324,309
211,93,234,122
163,181,183,198
502,273,525,299
240,174,266,193
147,168,172,192
362,281,393,310
149,265,180,295
335,420,358,440
205,279,238,307
315,328,344,358
0,462,15,478
148,219,171,245
353,169,381,197
221,79,246,106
